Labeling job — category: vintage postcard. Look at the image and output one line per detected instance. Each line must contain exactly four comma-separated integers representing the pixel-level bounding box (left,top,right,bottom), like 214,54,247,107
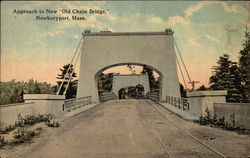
1,1,249,158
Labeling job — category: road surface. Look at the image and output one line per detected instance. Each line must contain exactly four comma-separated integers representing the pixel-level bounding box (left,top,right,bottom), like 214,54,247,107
2,100,250,158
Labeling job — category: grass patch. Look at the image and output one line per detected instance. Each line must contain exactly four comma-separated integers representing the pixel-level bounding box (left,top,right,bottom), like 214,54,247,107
0,113,60,149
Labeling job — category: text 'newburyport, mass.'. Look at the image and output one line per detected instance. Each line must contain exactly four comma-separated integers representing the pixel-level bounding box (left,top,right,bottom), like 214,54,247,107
12,8,109,22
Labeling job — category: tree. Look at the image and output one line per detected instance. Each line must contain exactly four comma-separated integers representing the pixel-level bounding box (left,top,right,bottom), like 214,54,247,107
209,54,243,102
56,64,77,99
179,83,186,98
228,62,244,102
196,85,208,91
10,88,20,104
210,54,232,90
33,84,41,94
141,65,159,90
19,88,24,103
239,27,250,102
98,73,113,91
127,64,136,74
0,80,54,105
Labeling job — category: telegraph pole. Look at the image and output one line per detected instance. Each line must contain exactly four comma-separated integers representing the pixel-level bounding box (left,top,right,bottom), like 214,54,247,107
188,81,200,92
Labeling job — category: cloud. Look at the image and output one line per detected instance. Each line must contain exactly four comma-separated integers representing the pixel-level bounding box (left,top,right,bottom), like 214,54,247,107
186,39,201,47
221,2,244,13
73,34,80,39
204,34,220,43
167,15,190,26
46,30,64,36
185,1,212,18
185,1,244,18
28,39,46,47
147,14,165,25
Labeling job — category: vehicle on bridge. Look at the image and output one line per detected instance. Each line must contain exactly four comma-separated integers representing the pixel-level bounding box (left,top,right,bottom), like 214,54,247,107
135,84,145,99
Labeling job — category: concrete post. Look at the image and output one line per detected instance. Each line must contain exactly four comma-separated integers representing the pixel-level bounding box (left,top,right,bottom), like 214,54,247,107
24,94,65,117
187,90,227,118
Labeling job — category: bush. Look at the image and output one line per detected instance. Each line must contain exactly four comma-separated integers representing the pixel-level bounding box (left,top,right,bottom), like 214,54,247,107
0,122,16,134
16,113,54,127
12,127,41,144
0,122,7,134
0,136,7,148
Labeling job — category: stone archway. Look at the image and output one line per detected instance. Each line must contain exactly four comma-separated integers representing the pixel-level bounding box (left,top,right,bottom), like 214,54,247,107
77,31,180,103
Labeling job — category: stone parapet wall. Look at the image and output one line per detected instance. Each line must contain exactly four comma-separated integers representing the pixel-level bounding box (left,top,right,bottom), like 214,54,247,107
214,102,250,129
0,94,66,127
0,102,35,126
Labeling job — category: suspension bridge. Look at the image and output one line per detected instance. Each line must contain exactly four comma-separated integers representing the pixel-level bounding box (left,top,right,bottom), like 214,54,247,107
1,29,249,158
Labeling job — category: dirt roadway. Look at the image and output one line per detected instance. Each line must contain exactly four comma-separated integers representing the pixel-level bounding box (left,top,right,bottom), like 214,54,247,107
1,100,250,158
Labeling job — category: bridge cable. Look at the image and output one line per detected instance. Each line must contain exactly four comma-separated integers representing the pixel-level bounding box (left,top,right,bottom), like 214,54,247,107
171,37,188,89
63,32,89,95
173,37,192,84
63,36,85,95
176,57,188,89
56,35,84,95
63,47,82,95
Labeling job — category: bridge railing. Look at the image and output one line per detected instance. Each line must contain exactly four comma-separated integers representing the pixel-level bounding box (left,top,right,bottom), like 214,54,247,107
98,90,118,102
63,96,91,112
166,96,189,110
146,89,160,101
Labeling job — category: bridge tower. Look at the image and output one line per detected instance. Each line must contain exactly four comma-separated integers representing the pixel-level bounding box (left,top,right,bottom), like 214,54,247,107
77,31,180,103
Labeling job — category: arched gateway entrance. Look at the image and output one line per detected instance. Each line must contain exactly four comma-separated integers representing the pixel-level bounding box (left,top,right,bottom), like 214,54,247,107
77,31,180,103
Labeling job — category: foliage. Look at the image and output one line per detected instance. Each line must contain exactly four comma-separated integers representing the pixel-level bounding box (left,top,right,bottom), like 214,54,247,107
0,136,7,148
209,28,250,103
141,65,159,90
196,85,209,91
0,122,16,134
209,54,243,102
0,127,42,148
56,64,78,99
179,83,187,98
0,79,54,105
127,64,136,74
16,113,53,127
239,28,250,103
0,113,54,134
98,73,114,91
12,127,41,144
0,113,59,147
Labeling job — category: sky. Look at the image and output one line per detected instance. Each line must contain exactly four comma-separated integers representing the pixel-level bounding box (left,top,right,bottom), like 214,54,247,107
1,1,249,89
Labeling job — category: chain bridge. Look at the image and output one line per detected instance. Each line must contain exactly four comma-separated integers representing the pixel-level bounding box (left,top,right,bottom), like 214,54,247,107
1,30,249,158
